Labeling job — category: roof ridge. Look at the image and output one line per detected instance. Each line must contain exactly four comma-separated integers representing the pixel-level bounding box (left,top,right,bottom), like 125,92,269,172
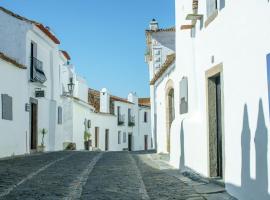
0,6,60,44
150,53,176,85
0,51,26,69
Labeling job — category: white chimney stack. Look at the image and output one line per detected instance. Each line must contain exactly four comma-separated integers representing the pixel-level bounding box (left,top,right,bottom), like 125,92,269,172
149,19,159,31
100,88,110,113
128,92,138,105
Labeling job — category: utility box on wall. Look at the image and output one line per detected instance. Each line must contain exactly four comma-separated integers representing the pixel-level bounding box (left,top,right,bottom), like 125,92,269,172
180,77,188,114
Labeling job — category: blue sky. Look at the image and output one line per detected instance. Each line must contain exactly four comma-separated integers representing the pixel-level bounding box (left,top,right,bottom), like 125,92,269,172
0,0,175,98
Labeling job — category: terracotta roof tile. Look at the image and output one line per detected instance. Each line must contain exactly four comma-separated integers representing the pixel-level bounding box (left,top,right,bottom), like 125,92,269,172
88,88,135,113
0,6,60,45
0,52,26,69
150,53,175,85
60,50,71,60
145,27,175,33
139,98,151,107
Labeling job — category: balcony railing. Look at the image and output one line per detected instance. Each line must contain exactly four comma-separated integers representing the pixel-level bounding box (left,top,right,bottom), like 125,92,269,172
118,114,125,126
128,116,135,127
30,57,47,84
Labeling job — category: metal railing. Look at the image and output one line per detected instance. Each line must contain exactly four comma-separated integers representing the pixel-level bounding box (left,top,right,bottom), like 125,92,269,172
30,57,47,84
118,114,125,125
128,115,135,127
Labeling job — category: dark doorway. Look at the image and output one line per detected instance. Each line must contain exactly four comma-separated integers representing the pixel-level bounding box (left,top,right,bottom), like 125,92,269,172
144,135,148,150
208,74,223,178
95,127,99,148
105,129,109,151
30,102,38,150
128,133,132,151
166,88,175,153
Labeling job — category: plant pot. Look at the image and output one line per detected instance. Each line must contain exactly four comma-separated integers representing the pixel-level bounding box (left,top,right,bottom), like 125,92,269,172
84,141,90,150
37,145,45,153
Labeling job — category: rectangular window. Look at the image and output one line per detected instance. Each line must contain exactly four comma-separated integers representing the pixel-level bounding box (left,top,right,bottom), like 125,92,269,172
123,132,126,143
118,131,121,144
58,106,62,124
206,0,217,17
144,112,148,123
117,106,120,115
180,77,188,114
1,94,13,121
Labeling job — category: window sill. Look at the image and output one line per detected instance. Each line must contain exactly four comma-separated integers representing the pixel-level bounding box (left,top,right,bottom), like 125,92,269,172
205,10,218,28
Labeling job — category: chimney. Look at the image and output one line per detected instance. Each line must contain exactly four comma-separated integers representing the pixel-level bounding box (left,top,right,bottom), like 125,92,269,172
149,19,159,31
128,92,138,105
100,88,110,113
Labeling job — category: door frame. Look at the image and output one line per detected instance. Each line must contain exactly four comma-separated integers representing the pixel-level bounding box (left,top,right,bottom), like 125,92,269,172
205,63,225,179
29,98,38,152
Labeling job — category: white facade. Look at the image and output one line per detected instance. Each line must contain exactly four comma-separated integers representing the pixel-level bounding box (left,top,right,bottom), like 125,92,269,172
148,1,270,199
0,7,64,154
0,56,29,158
88,89,152,152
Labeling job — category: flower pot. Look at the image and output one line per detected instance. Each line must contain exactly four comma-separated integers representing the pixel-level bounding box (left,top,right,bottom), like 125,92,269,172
84,141,90,150
37,145,45,153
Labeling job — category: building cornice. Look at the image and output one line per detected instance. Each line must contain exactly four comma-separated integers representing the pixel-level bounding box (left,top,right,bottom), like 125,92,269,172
150,53,175,85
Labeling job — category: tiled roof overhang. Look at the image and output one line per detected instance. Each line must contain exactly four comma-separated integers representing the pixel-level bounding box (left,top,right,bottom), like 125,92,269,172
139,98,151,107
0,7,60,45
145,27,175,33
60,50,71,60
150,53,175,85
0,52,26,69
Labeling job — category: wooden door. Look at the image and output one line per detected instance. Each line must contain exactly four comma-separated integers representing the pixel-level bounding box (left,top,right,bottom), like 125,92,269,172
95,127,99,148
105,129,109,151
30,103,38,150
208,74,223,178
144,135,148,151
128,134,132,151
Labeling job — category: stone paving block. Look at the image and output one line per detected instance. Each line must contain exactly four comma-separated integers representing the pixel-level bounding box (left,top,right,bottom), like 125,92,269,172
203,192,237,200
194,183,226,194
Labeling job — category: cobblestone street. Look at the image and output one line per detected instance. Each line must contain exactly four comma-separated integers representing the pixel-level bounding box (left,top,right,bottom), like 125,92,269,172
0,151,236,200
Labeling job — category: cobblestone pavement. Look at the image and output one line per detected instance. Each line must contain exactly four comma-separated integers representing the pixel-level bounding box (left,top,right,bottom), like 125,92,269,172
0,151,236,200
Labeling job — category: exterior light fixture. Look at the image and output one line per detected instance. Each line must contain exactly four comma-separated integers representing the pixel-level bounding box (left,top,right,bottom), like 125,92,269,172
67,77,75,95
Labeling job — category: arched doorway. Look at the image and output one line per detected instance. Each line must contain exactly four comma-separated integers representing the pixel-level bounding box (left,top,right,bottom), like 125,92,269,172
165,80,175,153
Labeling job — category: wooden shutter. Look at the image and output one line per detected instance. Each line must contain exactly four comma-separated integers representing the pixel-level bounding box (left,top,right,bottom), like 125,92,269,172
1,94,13,120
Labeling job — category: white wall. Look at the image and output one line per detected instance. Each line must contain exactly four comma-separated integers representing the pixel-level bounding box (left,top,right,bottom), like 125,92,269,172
89,112,117,151
164,1,270,199
0,59,29,157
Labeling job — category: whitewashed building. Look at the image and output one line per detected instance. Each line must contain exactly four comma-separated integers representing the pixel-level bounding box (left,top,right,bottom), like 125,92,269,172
0,7,64,155
147,1,270,199
88,88,152,151
0,6,152,157
0,52,29,158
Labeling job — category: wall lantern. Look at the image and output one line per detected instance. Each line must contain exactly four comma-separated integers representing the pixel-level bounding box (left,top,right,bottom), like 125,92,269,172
25,103,30,112
67,77,75,95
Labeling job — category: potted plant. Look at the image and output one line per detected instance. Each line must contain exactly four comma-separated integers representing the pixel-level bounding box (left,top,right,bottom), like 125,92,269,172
84,130,91,150
37,128,47,152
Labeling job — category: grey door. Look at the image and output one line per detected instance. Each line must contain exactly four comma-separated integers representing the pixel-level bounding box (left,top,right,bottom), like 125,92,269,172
30,103,38,150
208,74,223,178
